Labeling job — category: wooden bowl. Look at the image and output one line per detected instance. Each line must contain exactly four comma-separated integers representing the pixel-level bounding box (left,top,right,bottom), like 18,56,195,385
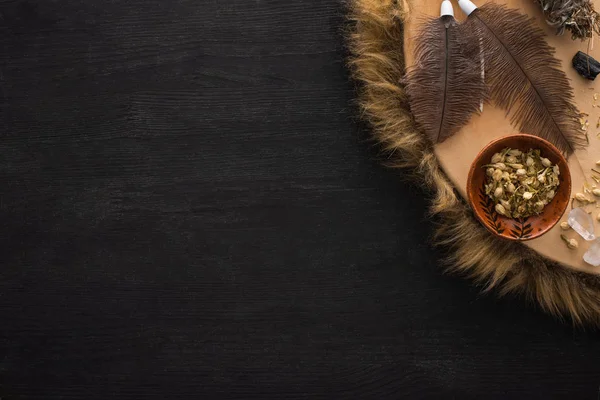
466,134,572,241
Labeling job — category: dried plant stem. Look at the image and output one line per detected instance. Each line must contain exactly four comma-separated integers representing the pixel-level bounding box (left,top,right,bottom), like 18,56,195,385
536,0,600,40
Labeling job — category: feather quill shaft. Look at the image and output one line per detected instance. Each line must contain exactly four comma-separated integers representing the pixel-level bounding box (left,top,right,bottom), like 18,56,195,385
462,2,586,155
406,13,486,144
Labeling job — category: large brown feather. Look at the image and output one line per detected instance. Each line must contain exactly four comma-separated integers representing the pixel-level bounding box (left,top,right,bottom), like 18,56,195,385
464,3,586,155
406,15,487,144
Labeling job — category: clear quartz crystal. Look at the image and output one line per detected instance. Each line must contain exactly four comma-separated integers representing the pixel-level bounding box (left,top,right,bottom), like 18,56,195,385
584,239,600,266
568,207,596,241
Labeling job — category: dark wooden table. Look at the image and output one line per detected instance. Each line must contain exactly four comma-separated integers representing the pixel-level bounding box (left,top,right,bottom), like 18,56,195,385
1,1,600,398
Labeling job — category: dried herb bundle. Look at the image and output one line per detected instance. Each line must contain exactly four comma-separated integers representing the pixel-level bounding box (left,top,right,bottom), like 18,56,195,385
535,0,600,40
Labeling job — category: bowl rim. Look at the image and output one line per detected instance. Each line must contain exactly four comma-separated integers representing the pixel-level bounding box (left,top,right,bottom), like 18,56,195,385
466,134,572,242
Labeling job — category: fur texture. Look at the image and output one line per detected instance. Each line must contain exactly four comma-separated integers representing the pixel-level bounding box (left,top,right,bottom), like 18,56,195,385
406,15,487,143
347,0,600,326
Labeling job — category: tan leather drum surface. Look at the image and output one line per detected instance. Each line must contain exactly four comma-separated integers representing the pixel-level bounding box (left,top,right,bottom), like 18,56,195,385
405,0,600,274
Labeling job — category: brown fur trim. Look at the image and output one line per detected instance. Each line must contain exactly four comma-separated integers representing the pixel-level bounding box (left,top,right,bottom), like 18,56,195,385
346,0,600,326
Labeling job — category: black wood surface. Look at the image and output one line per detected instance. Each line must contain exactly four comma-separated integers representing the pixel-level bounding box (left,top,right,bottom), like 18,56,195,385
1,1,600,398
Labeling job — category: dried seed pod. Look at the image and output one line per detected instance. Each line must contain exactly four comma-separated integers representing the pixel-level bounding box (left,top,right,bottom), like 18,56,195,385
537,173,546,183
526,157,534,166
486,167,495,176
492,169,503,181
592,189,600,197
491,153,503,163
553,165,560,176
508,149,522,156
495,204,507,216
541,157,552,167
494,186,504,198
523,192,533,200
507,183,516,193
560,221,570,230
561,234,579,250
516,168,527,176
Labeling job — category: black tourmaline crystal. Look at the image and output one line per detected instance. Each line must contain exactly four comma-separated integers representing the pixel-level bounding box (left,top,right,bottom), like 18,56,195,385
573,51,600,80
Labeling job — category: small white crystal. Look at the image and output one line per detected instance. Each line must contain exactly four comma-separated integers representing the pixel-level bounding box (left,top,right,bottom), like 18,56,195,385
568,207,596,241
584,239,600,266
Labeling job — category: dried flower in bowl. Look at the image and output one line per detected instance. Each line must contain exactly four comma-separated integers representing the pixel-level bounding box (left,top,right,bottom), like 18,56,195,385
467,134,571,241
483,148,560,219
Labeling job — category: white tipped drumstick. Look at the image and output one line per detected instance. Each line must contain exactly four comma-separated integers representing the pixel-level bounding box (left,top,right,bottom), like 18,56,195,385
440,0,454,17
458,0,478,16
